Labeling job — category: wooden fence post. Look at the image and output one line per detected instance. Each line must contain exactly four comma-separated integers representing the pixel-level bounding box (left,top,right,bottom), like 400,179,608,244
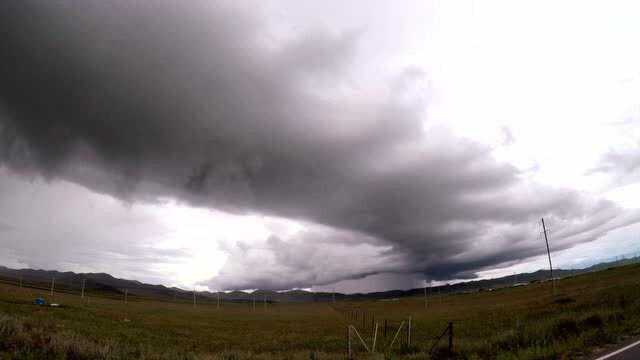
372,322,378,353
350,326,371,352
448,322,453,355
348,326,352,360
408,316,412,346
388,321,405,350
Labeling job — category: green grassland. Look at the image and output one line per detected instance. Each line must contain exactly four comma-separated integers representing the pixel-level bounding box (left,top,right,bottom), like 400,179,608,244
2,264,640,359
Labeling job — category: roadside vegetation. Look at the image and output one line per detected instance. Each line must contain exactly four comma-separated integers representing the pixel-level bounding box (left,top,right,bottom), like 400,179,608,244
1,263,640,359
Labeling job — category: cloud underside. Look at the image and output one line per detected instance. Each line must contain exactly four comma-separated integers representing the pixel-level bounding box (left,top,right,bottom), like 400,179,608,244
593,148,640,187
1,1,638,290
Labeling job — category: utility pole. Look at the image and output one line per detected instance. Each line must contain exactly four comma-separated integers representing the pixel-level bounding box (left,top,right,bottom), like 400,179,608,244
542,218,555,295
19,275,22,289
252,294,256,312
424,285,428,308
81,279,86,299
263,295,267,310
217,292,220,309
193,290,196,307
124,289,128,304
50,277,55,297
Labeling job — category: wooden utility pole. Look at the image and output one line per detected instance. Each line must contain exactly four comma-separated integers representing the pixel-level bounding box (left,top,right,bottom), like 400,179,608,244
542,218,555,294
424,286,428,308
50,277,55,297
193,290,196,307
81,279,86,298
252,294,256,312
217,292,220,309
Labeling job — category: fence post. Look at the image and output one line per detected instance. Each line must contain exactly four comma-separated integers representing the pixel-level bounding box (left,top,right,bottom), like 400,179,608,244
408,316,412,346
350,326,371,353
348,326,352,360
372,322,378,353
388,320,405,350
448,322,453,356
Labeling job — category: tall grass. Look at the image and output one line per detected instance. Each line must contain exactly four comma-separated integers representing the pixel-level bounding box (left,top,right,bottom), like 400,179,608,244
1,263,640,359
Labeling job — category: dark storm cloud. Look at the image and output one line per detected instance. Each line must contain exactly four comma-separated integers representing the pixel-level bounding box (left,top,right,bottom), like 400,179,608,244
1,1,638,290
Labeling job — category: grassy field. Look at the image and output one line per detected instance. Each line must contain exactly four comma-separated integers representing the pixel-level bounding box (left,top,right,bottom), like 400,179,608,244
1,264,640,359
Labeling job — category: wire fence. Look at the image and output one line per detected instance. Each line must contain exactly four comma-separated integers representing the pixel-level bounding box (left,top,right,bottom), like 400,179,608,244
0,275,215,305
331,302,459,358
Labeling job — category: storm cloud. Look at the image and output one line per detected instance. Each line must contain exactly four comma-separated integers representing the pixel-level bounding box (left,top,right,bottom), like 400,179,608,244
1,1,639,290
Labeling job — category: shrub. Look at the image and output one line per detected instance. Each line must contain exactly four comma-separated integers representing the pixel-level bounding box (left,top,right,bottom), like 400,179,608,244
578,314,603,329
550,319,579,339
553,297,575,305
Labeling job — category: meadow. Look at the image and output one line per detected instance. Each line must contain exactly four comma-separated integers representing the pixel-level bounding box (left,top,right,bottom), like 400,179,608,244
1,263,640,359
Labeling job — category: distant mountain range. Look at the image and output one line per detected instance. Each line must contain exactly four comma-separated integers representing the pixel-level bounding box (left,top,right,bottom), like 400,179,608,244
1,256,638,303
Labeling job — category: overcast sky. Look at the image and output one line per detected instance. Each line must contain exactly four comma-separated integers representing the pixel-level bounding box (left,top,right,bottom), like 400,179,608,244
1,1,639,293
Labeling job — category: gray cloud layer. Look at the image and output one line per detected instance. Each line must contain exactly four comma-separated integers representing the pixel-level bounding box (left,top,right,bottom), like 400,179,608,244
593,149,640,187
589,119,640,188
1,1,638,290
